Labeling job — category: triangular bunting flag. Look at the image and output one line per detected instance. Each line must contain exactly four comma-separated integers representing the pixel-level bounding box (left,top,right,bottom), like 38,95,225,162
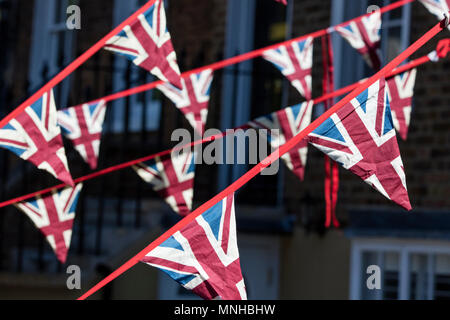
307,78,411,210
263,37,314,100
0,90,74,186
157,69,213,135
419,0,450,30
132,149,197,216
386,69,417,140
104,0,182,89
247,101,314,181
14,184,83,264
57,100,107,170
141,193,247,300
336,11,382,70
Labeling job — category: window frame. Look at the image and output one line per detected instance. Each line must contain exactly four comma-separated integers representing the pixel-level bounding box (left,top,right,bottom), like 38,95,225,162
350,238,450,300
331,0,412,90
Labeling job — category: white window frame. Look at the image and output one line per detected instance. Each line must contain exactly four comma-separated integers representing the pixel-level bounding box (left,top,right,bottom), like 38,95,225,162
350,237,450,300
332,0,411,89
29,0,76,107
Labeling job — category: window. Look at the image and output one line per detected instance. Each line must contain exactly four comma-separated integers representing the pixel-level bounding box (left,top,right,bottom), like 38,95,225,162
350,239,450,300
219,0,289,206
331,0,411,88
109,0,162,133
29,0,77,107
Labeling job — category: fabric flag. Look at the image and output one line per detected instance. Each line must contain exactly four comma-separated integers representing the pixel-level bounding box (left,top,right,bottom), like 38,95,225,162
247,101,314,181
275,0,287,5
104,0,182,89
57,100,107,170
0,90,74,186
132,149,196,216
141,194,247,300
307,78,411,210
386,69,417,141
14,184,83,264
419,0,450,30
263,37,314,100
157,69,213,135
335,11,382,70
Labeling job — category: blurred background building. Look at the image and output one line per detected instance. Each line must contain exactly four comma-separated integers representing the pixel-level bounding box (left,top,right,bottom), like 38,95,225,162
0,0,449,300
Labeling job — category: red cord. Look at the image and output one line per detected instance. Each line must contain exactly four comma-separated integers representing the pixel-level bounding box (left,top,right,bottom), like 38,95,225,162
0,50,439,209
77,20,445,301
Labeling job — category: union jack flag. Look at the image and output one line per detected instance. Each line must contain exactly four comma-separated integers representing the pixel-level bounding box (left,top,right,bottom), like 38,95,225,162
263,37,314,100
141,194,247,300
132,150,197,216
104,0,182,89
386,69,417,141
0,90,74,186
307,78,411,210
57,100,107,170
247,101,314,181
157,69,213,135
336,11,381,70
419,0,450,30
14,184,83,264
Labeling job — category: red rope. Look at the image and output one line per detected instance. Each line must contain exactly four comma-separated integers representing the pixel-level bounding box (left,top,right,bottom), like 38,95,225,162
79,0,415,107
0,0,158,129
77,19,445,301
0,49,441,210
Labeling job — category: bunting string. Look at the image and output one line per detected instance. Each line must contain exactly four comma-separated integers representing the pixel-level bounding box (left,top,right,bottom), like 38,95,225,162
70,0,414,109
76,20,446,300
0,46,446,211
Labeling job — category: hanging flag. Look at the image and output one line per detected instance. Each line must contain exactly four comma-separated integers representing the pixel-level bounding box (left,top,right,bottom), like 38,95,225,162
104,0,182,89
14,184,83,264
157,69,213,135
141,194,247,300
0,90,74,186
386,69,417,141
247,101,314,181
57,100,107,170
307,78,411,210
132,150,196,216
419,0,450,30
263,37,314,100
335,11,382,70
275,0,288,5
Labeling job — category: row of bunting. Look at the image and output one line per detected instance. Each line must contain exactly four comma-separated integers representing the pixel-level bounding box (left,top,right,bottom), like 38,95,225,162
0,0,447,299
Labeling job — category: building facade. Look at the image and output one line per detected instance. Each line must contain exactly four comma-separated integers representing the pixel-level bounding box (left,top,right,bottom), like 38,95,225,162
0,0,449,300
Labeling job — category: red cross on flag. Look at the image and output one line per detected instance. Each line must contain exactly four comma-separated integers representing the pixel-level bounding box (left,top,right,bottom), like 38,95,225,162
263,37,314,100
141,193,247,300
336,11,382,70
386,69,417,141
104,0,182,89
14,184,83,264
132,149,197,216
0,90,74,186
308,78,411,210
157,69,213,135
57,100,107,170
